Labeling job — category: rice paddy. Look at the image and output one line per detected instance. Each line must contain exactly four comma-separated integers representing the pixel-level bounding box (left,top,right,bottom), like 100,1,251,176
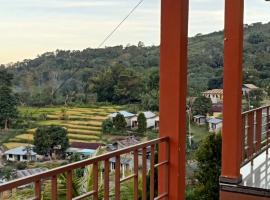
4,106,119,149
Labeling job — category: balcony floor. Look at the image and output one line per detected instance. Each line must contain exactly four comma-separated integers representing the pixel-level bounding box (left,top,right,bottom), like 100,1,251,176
241,149,270,189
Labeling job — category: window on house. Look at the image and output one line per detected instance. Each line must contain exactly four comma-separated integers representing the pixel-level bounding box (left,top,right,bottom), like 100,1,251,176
9,154,13,158
22,155,27,160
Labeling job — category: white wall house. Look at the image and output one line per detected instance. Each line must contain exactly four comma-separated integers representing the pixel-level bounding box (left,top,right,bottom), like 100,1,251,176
193,115,206,125
242,84,258,96
208,118,223,133
108,111,136,127
202,89,223,104
131,111,159,129
4,146,37,162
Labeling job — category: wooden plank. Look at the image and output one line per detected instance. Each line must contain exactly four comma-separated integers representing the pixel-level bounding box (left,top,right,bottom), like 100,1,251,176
133,150,139,200
115,156,121,200
104,159,110,200
51,175,57,200
66,170,72,200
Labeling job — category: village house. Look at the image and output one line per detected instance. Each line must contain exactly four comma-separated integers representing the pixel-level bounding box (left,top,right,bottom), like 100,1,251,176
108,111,135,127
130,111,159,129
242,83,258,96
193,115,206,125
66,142,103,159
207,118,223,133
4,146,37,162
211,102,223,118
202,89,223,103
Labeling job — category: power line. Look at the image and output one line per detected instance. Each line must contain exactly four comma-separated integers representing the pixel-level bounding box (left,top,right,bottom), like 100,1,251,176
98,0,144,48
30,0,145,114
52,0,145,97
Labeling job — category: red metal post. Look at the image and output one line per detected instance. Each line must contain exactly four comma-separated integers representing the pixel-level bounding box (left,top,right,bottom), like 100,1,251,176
220,0,244,184
159,0,189,199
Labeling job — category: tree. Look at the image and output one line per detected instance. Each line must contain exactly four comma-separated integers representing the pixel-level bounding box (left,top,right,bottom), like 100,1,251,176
34,126,69,157
192,96,212,116
189,133,222,200
0,69,18,129
113,113,127,132
102,119,113,134
137,113,147,134
248,89,264,109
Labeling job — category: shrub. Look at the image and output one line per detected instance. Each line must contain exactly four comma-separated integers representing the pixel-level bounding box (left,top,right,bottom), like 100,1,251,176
113,113,127,132
102,119,113,134
137,113,147,134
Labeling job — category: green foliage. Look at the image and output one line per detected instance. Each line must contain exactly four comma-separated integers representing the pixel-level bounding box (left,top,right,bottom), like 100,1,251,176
1,22,270,106
188,133,222,200
0,166,14,181
91,65,143,104
0,69,18,129
248,88,265,108
33,126,69,157
192,96,212,116
137,113,147,134
141,69,159,111
102,119,113,134
113,113,127,132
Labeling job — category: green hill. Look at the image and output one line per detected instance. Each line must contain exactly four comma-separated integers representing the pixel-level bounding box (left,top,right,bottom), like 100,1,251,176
2,22,270,105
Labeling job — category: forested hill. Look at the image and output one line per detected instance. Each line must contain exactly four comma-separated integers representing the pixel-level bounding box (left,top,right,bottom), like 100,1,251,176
2,22,270,107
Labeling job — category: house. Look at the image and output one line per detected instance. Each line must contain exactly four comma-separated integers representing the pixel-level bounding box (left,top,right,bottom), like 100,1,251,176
211,102,223,118
4,146,37,162
242,83,258,96
66,148,96,159
202,89,223,103
108,111,135,127
70,142,103,150
66,142,103,159
193,115,206,125
130,111,159,129
207,118,223,133
109,136,141,151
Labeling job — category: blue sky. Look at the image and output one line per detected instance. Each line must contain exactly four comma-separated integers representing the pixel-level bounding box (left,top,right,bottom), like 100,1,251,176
0,0,269,64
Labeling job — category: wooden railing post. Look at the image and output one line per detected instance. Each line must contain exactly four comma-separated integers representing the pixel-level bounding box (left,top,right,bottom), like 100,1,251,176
159,0,189,199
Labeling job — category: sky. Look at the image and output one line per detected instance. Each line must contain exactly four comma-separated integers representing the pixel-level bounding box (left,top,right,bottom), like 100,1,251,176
0,0,269,64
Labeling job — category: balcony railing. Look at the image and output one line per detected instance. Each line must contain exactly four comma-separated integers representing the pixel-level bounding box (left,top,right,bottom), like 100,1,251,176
0,137,169,200
241,105,270,166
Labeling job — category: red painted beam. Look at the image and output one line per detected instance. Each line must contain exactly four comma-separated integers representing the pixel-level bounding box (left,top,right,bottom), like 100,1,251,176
159,0,189,199
221,0,244,184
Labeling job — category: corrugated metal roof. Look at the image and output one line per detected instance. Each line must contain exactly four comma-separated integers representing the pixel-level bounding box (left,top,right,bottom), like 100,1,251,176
4,146,37,156
108,111,135,118
208,118,223,124
243,84,258,89
141,111,156,119
17,168,47,179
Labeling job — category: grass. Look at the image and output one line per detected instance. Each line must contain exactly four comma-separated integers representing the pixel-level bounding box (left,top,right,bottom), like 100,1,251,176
3,142,30,149
15,134,34,140
6,105,120,147
189,123,209,143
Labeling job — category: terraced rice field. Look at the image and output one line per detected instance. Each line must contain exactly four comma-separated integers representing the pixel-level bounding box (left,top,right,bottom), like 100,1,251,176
3,106,120,149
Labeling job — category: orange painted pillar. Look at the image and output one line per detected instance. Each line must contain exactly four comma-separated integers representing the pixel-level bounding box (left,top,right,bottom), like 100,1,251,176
220,0,244,184
159,0,189,199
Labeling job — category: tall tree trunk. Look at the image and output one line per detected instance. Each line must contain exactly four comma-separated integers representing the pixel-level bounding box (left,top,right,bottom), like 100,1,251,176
4,119,8,130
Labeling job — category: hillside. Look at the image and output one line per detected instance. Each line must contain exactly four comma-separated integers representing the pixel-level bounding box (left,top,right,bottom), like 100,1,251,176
2,22,270,105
